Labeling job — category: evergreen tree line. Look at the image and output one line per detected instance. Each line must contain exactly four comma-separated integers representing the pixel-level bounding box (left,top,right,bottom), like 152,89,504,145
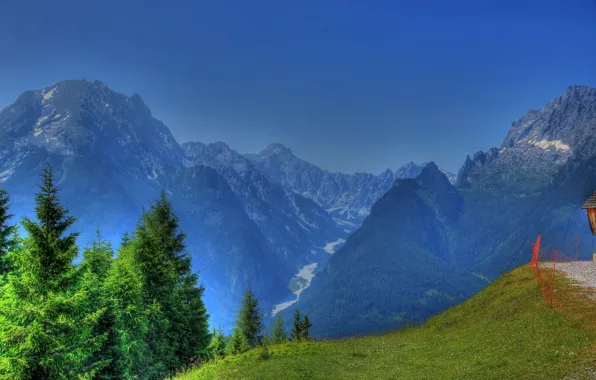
219,286,315,360
0,166,210,379
0,165,316,379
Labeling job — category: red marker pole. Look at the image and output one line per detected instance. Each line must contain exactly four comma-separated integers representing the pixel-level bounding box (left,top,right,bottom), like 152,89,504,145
576,233,579,261
551,249,557,308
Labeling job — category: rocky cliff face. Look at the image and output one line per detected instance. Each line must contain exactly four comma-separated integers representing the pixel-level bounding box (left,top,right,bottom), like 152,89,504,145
291,162,483,337
456,85,596,192
291,85,596,338
182,141,346,273
247,145,455,230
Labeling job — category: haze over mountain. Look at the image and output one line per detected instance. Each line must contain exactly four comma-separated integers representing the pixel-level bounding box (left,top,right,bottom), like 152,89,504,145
3,79,595,339
247,146,455,228
0,79,447,331
282,84,596,337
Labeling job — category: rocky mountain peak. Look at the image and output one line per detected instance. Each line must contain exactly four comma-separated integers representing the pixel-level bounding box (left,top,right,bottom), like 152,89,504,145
259,143,293,156
0,79,184,173
417,161,450,187
501,85,596,157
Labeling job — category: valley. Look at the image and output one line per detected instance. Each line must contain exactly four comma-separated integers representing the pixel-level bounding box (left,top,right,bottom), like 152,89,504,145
272,238,346,316
3,2,595,378
181,265,596,379
1,80,595,339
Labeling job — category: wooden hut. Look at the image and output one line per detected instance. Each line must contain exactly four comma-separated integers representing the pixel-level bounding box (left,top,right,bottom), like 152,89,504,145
581,192,596,236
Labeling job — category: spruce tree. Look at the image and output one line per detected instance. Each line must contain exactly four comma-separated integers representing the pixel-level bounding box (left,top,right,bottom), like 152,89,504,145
79,229,118,379
272,314,288,344
291,309,302,342
102,238,150,379
229,285,263,354
120,231,131,248
300,315,313,341
206,328,228,360
228,326,250,355
258,331,270,359
0,188,16,278
239,284,264,348
127,190,210,377
0,165,105,379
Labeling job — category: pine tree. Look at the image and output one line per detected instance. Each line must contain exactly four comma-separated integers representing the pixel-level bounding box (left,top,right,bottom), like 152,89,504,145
239,284,264,348
258,331,270,360
0,188,16,279
126,190,210,377
102,238,150,379
0,165,105,379
120,231,131,248
206,328,228,360
272,314,288,344
79,229,118,379
300,315,313,341
228,285,263,355
228,326,250,355
291,309,302,342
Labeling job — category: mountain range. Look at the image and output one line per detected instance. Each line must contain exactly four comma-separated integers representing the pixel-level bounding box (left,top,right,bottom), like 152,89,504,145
0,79,452,331
247,147,455,230
282,84,596,337
3,79,593,337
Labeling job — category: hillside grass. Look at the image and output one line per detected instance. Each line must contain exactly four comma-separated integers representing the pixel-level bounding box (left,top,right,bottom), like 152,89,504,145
178,266,596,379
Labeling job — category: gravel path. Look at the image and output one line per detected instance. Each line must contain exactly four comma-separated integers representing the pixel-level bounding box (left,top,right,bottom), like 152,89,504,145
551,261,596,289
551,261,596,380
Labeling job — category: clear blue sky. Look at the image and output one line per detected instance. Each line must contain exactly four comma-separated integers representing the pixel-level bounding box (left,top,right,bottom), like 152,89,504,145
1,0,595,174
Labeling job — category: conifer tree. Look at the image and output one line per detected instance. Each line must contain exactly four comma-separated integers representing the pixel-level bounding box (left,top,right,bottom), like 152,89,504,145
300,315,313,341
228,326,250,355
102,238,150,379
239,284,264,347
79,229,118,379
291,309,302,342
0,188,16,279
120,231,131,248
207,328,228,360
0,165,105,379
127,190,210,377
272,314,288,344
259,331,270,360
229,285,263,354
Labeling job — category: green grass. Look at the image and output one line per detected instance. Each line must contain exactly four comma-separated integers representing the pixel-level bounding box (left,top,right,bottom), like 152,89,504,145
178,267,596,379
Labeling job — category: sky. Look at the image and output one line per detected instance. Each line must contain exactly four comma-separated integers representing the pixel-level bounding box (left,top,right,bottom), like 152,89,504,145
1,0,596,174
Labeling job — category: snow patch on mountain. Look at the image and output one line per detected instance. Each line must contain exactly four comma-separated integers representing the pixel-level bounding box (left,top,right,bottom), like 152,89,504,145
247,145,455,230
525,138,571,152
324,238,345,254
43,87,55,102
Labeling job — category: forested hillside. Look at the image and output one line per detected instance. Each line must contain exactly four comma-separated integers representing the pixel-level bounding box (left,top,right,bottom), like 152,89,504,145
0,166,210,379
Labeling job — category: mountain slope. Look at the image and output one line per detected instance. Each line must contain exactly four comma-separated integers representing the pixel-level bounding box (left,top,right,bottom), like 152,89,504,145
289,85,596,338
0,79,291,329
287,163,486,337
181,141,346,273
246,145,455,229
452,85,596,278
182,266,596,380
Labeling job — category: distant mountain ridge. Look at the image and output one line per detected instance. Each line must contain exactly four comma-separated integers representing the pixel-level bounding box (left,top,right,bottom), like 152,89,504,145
181,140,346,273
0,80,297,330
0,79,450,331
246,144,455,229
286,84,596,338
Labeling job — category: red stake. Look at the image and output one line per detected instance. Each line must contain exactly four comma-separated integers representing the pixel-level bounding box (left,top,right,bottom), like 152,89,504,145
576,233,579,261
551,249,557,307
